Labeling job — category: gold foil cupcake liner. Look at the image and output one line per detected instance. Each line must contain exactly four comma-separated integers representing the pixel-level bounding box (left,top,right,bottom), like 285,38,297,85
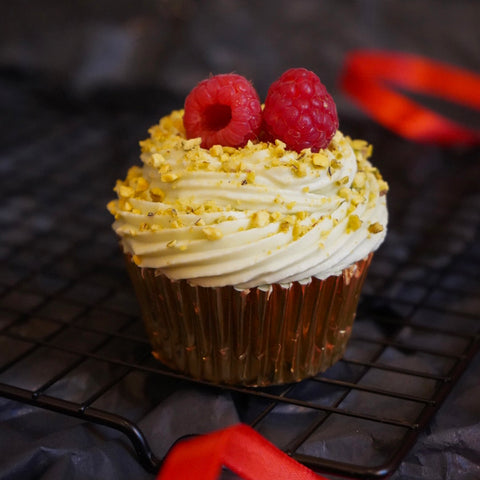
125,254,373,386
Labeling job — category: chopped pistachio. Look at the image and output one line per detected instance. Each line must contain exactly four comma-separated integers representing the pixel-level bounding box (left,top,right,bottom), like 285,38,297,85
202,226,223,240
312,152,329,168
151,153,165,167
251,210,270,228
118,185,134,198
161,172,179,183
346,214,362,232
352,172,367,189
368,222,384,234
295,162,307,177
292,223,310,240
338,187,352,200
150,187,166,201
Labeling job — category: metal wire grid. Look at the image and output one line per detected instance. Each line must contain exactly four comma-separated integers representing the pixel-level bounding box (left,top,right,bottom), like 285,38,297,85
0,106,479,479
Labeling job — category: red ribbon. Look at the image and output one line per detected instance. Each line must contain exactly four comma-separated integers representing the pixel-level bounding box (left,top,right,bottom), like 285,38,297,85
156,423,325,480
340,50,480,145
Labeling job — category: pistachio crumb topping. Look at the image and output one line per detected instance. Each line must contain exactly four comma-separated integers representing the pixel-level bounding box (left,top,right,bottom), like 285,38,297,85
161,172,179,183
209,144,223,157
202,226,223,240
151,153,165,167
378,179,389,196
312,152,329,168
295,162,307,177
107,200,117,216
246,171,256,183
292,222,310,240
338,187,352,200
330,159,342,170
346,214,362,233
352,172,366,189
279,215,296,232
336,176,350,186
183,138,201,150
150,187,165,201
118,185,134,198
251,210,270,228
368,222,384,234
132,177,149,193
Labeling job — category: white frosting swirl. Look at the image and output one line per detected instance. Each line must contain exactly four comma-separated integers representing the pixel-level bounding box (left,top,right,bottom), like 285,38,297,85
108,110,388,289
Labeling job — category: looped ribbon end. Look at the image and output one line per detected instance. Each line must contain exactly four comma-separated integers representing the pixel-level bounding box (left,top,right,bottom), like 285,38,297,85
340,50,480,146
156,423,326,480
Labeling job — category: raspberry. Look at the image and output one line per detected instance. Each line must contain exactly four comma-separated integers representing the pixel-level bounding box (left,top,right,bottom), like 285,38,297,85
183,74,262,149
263,68,339,152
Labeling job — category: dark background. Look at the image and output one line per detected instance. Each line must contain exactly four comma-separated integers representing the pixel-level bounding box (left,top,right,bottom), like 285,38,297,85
1,0,480,114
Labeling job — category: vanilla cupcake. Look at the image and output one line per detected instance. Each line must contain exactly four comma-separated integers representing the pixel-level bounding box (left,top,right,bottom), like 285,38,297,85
108,69,388,385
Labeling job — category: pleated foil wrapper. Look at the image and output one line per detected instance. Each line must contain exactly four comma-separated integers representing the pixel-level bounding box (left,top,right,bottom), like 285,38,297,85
125,253,373,386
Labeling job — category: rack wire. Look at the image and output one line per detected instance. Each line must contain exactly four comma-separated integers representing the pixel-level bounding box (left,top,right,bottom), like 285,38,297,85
1,80,479,478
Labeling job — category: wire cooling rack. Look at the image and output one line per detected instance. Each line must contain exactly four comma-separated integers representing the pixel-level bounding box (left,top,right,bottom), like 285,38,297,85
0,79,479,478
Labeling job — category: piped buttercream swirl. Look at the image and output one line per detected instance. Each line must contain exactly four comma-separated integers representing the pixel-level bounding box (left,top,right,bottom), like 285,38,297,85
108,110,388,289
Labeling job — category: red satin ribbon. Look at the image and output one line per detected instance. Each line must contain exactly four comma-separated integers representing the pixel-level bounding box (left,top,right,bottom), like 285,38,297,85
156,423,325,480
340,50,480,145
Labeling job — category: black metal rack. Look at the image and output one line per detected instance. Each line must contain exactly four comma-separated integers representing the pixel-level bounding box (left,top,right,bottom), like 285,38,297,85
1,77,479,479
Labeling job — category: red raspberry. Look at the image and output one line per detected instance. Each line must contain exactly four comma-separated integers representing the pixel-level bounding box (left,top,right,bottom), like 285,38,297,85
183,74,262,149
263,68,339,152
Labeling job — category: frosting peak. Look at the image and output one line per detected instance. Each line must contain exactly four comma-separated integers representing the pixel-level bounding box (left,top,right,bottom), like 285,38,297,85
108,110,388,288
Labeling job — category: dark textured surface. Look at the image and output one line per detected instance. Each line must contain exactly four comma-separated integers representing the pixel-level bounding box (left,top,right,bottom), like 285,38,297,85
2,1,480,109
1,2,480,478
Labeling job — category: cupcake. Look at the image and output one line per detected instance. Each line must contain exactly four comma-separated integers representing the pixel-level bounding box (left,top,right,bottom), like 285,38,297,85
107,69,388,386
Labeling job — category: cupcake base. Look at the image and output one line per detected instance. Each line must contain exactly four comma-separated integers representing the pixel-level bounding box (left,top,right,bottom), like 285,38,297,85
125,254,373,386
